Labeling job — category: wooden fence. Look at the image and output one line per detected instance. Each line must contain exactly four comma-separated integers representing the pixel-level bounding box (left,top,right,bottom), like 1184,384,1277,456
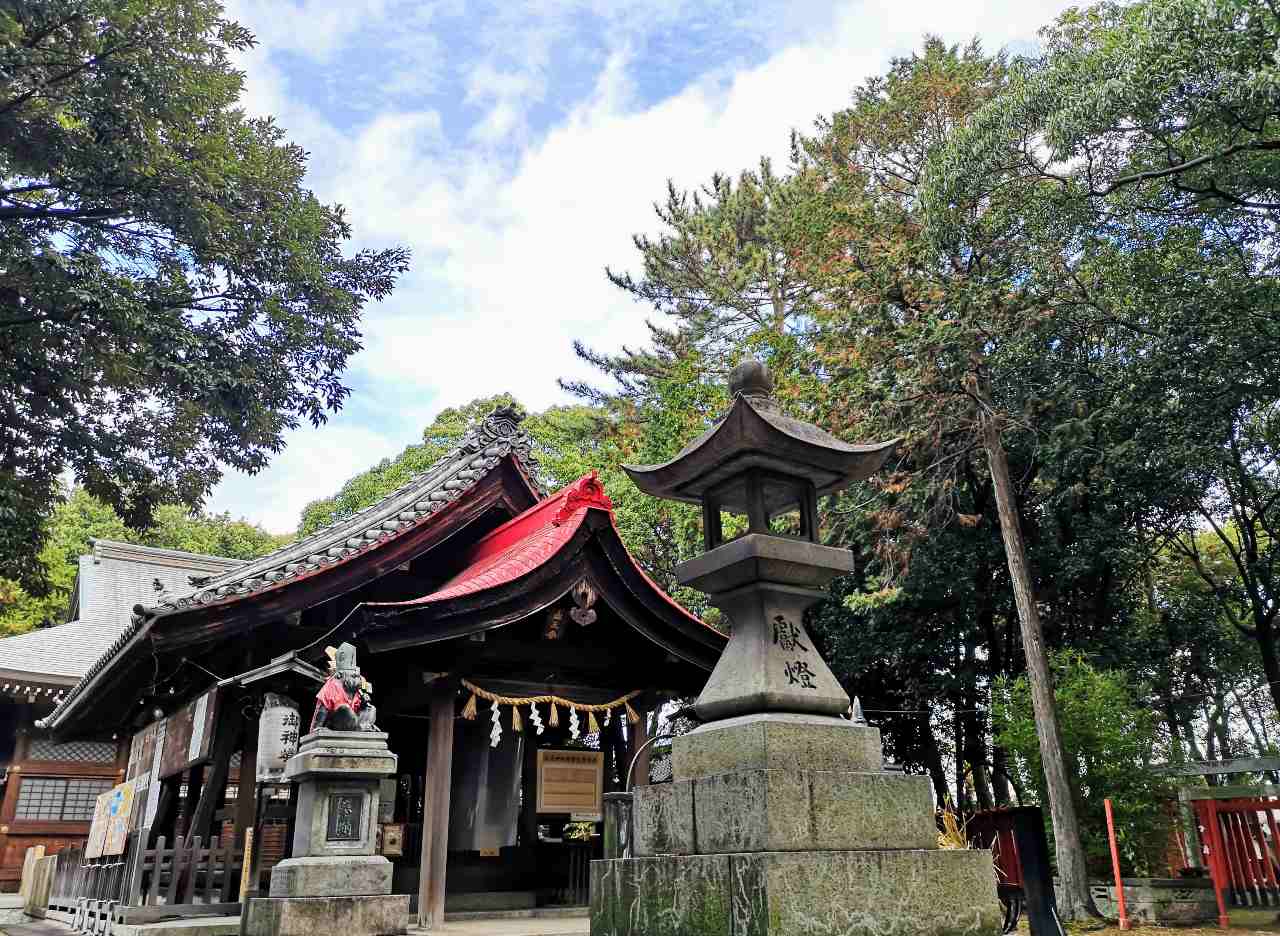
1191,796,1280,926
47,828,244,933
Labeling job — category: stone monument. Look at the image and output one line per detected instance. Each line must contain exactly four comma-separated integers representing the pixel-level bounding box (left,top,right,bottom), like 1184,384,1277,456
244,645,407,936
591,360,1003,935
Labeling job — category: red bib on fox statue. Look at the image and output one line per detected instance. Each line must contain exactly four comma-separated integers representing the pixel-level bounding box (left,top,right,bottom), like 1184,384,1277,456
311,641,379,732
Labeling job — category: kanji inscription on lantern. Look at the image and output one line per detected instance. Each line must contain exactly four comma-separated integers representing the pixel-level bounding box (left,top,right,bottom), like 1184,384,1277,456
784,659,818,689
772,615,808,653
279,708,300,751
326,793,363,841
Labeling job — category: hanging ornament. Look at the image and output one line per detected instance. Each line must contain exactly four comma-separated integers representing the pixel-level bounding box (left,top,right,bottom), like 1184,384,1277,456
625,701,640,725
461,693,479,720
603,707,611,727
588,711,600,735
569,706,580,740
570,580,598,626
529,701,544,735
511,705,523,733
549,701,560,727
489,700,502,748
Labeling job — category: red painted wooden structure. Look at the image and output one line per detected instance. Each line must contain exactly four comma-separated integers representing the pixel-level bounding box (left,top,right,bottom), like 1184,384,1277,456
1191,796,1280,926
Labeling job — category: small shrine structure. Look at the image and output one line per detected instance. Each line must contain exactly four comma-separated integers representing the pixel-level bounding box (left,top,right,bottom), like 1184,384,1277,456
39,408,725,926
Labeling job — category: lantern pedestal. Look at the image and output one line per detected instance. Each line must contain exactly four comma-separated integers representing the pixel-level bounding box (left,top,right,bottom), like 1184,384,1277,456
244,731,407,936
595,717,1003,936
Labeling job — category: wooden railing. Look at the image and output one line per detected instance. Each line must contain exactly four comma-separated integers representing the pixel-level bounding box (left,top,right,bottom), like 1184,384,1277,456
46,828,245,932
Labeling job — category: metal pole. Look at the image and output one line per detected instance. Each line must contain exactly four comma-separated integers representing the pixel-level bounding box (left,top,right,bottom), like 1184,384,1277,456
1104,798,1130,930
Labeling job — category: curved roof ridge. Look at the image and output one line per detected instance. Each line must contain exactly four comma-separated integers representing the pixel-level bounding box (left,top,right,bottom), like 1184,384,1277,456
140,405,540,618
39,406,542,734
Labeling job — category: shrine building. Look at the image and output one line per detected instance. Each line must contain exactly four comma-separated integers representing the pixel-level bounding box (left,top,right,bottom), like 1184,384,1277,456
0,540,244,889
38,408,725,921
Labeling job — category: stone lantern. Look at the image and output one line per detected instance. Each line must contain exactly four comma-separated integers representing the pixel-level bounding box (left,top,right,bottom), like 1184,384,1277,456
591,359,1003,936
625,358,896,724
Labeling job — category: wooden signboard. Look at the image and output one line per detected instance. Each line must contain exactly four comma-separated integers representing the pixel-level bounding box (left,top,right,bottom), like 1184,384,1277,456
158,688,217,779
125,717,167,831
101,782,135,855
536,749,604,820
84,792,112,859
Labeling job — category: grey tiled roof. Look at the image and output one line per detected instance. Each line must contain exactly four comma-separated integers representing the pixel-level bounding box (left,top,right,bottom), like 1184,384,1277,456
39,407,539,730
71,540,244,623
0,619,130,683
0,542,246,688
143,405,538,617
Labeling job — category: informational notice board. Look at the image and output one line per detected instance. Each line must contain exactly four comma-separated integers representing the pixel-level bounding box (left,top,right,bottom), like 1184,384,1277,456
158,687,217,779
535,749,603,820
84,781,134,858
125,713,169,833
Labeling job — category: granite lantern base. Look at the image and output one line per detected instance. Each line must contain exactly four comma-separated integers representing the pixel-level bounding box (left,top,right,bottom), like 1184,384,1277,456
591,713,1003,936
245,730,408,936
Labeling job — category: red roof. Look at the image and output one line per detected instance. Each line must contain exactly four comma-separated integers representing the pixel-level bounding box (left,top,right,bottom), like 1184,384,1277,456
369,473,706,631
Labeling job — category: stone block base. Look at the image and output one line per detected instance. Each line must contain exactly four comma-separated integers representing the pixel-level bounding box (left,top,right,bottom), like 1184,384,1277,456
244,894,409,936
591,848,1002,936
634,769,935,856
672,713,882,780
1088,878,1217,925
269,855,394,897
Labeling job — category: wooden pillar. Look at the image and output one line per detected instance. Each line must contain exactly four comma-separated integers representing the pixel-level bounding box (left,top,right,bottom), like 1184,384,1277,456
520,730,539,847
417,685,455,929
628,710,651,789
149,776,180,845
190,698,244,840
235,704,260,844
178,767,203,838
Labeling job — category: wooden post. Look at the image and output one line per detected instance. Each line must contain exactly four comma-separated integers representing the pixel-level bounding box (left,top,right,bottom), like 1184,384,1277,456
417,684,455,929
178,767,203,839
520,729,538,848
189,702,244,841
235,705,260,844
628,710,651,789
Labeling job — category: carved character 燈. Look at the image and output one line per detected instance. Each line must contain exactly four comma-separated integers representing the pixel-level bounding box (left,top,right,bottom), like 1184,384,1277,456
311,642,379,732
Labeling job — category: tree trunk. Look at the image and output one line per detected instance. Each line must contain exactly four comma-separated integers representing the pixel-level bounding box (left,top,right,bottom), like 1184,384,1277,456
982,411,1098,920
918,710,949,809
1256,619,1280,720
991,743,1013,806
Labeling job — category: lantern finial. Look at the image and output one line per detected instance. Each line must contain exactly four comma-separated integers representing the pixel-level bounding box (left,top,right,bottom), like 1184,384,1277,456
729,358,774,405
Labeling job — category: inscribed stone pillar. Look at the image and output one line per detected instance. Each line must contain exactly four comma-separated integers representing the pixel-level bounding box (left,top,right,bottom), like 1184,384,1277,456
243,730,408,936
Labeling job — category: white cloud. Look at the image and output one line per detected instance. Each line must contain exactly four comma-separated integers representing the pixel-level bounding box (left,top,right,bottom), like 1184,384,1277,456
208,0,1074,533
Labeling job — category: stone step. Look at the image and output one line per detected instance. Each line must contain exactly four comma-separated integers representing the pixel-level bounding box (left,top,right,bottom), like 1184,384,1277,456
443,890,537,913
442,907,587,921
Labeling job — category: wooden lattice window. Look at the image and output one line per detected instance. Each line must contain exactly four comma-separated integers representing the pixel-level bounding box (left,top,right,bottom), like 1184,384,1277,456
13,777,113,821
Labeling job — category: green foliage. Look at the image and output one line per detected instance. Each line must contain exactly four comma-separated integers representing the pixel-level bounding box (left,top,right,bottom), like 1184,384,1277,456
142,504,291,560
993,652,1172,876
0,487,285,636
0,0,409,593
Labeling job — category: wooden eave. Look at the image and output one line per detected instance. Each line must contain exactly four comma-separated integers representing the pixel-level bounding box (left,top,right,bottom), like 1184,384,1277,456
364,509,725,673
42,459,540,738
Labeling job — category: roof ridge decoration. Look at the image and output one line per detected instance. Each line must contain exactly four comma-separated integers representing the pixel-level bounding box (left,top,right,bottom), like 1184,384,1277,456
137,405,540,619
553,471,614,525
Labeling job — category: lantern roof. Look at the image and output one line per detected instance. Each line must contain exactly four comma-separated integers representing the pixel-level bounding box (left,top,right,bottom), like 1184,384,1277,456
623,359,898,503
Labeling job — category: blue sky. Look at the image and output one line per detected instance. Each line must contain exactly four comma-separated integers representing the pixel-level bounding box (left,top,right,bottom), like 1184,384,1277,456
209,0,1073,532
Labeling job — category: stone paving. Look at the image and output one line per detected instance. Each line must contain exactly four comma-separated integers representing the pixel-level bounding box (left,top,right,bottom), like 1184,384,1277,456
1,914,589,936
